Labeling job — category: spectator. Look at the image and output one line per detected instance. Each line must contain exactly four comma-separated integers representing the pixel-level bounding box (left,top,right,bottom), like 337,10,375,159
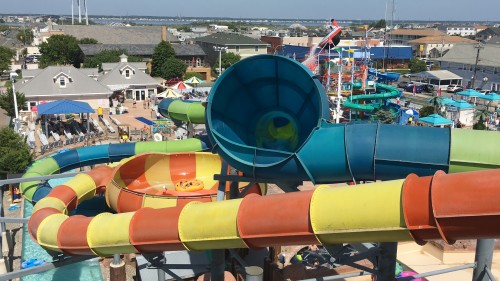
97,106,103,119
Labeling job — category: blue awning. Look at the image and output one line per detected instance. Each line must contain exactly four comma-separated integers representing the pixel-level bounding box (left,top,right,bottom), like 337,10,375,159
38,100,95,115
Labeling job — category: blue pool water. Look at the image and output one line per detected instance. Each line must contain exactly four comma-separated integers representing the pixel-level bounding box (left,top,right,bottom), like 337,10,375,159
21,177,104,281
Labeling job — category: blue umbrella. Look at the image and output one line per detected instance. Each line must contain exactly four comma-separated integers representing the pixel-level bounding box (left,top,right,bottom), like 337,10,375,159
456,89,482,97
450,100,474,109
477,93,500,101
418,114,453,126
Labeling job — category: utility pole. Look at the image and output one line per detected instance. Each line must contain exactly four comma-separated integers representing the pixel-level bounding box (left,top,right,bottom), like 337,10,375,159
470,43,483,89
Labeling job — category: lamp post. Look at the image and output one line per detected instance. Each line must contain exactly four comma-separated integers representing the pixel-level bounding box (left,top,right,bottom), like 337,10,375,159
213,46,228,77
10,72,19,133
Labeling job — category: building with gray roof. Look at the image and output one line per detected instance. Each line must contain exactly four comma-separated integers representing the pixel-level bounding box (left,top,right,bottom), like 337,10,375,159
78,43,206,67
53,25,180,45
437,43,500,92
98,54,158,101
195,33,269,65
17,65,113,110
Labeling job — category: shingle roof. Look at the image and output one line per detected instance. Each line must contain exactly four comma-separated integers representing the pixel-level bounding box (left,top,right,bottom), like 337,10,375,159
409,36,477,44
54,25,180,44
477,27,500,37
195,33,268,46
78,43,206,57
389,29,445,37
438,43,500,67
17,66,112,98
98,62,158,88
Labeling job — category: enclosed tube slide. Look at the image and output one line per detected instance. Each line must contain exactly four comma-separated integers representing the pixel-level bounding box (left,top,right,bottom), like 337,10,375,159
342,83,401,112
28,169,500,256
367,68,401,83
20,138,208,203
157,98,205,124
206,55,500,183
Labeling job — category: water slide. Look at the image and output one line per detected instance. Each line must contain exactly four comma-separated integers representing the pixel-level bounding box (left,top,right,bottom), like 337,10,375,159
157,98,205,124
27,169,500,255
342,83,401,112
20,139,208,203
207,55,499,183
25,55,500,256
368,68,401,83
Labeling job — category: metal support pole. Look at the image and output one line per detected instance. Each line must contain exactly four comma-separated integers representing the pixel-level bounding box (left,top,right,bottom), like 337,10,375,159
157,253,166,281
110,254,126,281
472,239,495,281
374,242,398,281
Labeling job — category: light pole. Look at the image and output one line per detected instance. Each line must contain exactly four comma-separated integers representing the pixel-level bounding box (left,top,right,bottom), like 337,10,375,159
213,46,228,77
10,72,19,133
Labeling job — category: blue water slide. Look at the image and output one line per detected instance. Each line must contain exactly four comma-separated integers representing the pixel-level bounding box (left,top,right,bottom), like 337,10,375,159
206,55,452,184
367,68,400,83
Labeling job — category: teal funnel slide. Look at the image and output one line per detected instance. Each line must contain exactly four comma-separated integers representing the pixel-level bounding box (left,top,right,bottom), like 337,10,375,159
158,98,205,124
206,55,500,183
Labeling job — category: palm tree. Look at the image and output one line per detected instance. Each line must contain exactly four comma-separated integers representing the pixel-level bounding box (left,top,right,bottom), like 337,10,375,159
473,108,489,130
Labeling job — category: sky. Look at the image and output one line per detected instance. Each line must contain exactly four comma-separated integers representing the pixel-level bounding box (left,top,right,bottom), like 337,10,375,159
1,0,499,22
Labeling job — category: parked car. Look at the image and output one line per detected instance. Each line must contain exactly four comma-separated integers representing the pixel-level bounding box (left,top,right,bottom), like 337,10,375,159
480,90,491,95
421,83,434,93
405,84,424,93
447,84,463,93
164,77,183,86
397,81,409,88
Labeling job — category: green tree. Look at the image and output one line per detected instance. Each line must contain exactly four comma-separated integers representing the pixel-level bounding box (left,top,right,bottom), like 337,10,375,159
83,49,142,71
185,72,203,80
79,37,99,44
177,26,192,32
0,46,15,73
16,28,34,45
369,19,387,29
151,41,184,79
473,108,489,130
0,85,28,118
0,127,33,178
408,58,427,73
419,106,435,118
213,52,241,74
163,57,187,79
39,35,83,68
375,108,396,124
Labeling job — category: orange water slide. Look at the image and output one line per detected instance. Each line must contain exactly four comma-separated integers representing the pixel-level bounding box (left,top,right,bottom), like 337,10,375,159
28,164,500,256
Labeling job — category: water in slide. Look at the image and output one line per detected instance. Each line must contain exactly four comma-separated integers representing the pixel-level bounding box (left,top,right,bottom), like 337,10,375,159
24,55,500,256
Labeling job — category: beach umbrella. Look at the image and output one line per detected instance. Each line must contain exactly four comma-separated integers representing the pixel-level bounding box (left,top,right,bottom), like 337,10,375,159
418,114,453,126
184,76,204,85
169,81,193,92
456,89,482,97
157,89,182,99
477,93,500,101
404,109,418,115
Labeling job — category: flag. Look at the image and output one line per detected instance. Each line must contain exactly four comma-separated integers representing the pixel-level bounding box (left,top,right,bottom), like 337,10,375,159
413,84,417,96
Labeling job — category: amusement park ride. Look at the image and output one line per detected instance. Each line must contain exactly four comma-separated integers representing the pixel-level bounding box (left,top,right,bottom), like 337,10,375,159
0,18,499,281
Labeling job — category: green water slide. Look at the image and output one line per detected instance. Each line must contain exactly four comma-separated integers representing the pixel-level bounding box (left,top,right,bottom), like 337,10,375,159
157,98,205,124
342,83,401,112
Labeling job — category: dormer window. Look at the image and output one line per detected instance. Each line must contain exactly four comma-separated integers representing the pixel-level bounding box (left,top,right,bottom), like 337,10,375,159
59,76,66,87
120,66,135,79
